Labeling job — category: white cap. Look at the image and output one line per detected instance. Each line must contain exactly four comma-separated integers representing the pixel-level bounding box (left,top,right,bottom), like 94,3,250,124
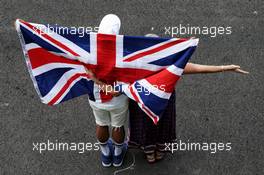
145,33,159,37
98,14,121,35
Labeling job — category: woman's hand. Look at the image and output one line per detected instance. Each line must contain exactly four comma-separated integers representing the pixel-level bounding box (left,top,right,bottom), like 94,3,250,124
184,63,249,74
83,67,121,96
84,67,96,79
222,65,249,74
103,84,121,97
109,90,121,97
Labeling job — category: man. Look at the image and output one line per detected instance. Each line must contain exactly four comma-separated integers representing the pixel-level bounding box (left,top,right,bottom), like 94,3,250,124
87,14,128,167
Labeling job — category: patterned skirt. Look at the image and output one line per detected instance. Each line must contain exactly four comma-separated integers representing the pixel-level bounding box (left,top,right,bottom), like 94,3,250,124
128,92,176,154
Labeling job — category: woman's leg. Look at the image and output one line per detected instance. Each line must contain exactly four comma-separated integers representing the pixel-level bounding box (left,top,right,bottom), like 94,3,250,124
128,99,159,163
155,92,176,160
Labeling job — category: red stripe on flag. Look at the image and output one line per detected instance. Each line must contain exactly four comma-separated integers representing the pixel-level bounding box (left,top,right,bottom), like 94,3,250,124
114,67,156,83
129,85,158,124
123,39,187,62
141,106,158,125
19,19,79,57
129,85,140,102
48,73,90,105
28,48,82,69
142,104,158,125
96,33,117,102
145,69,180,93
96,33,116,82
83,66,157,84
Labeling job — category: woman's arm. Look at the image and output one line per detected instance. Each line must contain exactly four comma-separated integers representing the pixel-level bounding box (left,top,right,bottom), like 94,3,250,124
183,63,249,74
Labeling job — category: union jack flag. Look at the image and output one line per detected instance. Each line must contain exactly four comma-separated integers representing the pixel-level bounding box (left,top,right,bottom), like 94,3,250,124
15,19,198,124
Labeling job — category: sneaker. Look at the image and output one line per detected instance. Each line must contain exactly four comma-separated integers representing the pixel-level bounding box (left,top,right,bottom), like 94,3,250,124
101,139,113,167
113,142,128,167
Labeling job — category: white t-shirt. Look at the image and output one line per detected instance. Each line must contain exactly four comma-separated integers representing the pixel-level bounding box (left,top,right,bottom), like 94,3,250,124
89,14,126,111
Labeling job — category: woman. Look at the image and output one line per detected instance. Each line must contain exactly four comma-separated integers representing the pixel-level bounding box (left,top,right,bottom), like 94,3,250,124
90,25,249,164
128,34,249,163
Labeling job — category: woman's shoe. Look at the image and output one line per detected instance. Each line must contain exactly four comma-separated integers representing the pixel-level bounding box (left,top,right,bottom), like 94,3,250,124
155,150,165,161
145,153,156,163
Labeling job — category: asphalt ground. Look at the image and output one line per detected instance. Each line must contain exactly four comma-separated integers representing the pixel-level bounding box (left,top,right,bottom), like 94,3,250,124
0,0,263,174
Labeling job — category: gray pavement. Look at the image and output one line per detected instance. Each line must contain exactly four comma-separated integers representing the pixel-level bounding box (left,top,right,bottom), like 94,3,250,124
0,0,264,174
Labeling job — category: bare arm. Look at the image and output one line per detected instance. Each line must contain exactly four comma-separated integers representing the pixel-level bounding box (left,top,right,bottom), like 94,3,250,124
183,63,249,74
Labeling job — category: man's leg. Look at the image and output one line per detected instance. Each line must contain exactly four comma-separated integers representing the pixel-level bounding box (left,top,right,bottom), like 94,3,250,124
110,105,128,167
96,125,110,143
89,102,113,167
93,13,123,167
112,126,125,143
96,125,110,157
